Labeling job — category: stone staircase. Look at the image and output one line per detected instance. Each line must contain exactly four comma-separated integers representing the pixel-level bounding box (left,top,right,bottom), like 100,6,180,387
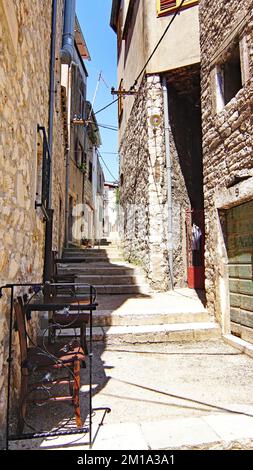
61,246,150,295
57,243,221,343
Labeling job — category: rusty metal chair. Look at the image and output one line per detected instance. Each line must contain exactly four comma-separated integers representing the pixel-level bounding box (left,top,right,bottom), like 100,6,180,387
35,282,97,355
14,297,86,434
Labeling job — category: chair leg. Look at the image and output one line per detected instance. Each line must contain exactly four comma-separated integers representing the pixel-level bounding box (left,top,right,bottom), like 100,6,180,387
17,372,28,435
73,359,83,428
80,323,88,356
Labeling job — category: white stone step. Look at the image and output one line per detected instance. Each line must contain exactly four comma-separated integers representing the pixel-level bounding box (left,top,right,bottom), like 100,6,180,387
92,309,209,326
61,256,124,263
76,274,146,286
59,322,220,343
92,322,221,343
92,284,150,295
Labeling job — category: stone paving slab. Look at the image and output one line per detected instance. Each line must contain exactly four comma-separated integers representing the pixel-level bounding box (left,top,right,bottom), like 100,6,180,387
202,413,253,441
141,416,220,449
18,412,253,450
9,340,253,451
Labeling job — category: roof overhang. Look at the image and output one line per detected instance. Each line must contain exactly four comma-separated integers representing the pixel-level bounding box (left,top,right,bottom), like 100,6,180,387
75,16,91,60
110,0,121,32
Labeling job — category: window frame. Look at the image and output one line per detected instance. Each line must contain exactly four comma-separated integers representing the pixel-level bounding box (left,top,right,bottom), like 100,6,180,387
212,35,249,114
156,0,199,17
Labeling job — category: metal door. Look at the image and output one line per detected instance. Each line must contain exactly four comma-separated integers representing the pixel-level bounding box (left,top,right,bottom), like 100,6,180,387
227,200,253,341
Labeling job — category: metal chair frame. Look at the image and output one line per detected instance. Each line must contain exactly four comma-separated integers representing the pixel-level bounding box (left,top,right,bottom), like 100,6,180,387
0,282,111,450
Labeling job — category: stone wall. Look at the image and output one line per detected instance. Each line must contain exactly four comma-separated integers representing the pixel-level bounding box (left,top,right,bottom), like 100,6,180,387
119,75,170,290
119,71,203,291
199,0,253,319
51,0,67,255
0,0,65,446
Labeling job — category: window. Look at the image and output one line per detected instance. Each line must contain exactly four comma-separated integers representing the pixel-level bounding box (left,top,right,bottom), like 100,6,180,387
215,42,244,112
88,161,93,183
75,139,86,170
79,80,86,119
157,0,198,17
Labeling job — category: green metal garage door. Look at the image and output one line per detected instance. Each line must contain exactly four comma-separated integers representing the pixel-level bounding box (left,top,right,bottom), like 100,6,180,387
227,200,253,343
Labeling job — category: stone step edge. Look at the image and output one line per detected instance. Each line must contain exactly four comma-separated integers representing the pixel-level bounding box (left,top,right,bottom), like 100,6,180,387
71,274,146,279
76,284,149,289
39,420,253,451
68,309,208,318
57,322,220,342
223,333,253,358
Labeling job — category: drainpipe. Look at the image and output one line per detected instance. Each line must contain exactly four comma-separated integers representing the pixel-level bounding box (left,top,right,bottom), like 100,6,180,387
61,0,76,246
43,0,57,282
64,65,72,248
162,76,174,290
61,0,76,65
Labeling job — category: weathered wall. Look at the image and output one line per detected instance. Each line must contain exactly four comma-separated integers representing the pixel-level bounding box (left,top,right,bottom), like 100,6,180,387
199,0,253,319
51,0,67,255
120,75,171,290
117,0,200,140
119,69,203,291
0,0,65,446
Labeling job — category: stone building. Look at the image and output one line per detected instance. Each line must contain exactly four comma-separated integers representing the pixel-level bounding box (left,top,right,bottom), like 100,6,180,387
93,152,105,244
110,0,203,291
104,182,120,241
199,0,253,345
0,0,91,446
65,17,90,246
81,102,103,245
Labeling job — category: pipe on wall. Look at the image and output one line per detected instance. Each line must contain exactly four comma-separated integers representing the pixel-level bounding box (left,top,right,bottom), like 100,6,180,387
61,0,76,65
162,76,174,290
43,0,57,282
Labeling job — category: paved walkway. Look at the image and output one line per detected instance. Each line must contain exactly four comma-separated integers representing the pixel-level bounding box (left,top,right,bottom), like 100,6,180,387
10,339,253,450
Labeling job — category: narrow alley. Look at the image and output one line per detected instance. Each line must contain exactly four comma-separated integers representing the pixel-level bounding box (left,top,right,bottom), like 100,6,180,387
1,0,253,459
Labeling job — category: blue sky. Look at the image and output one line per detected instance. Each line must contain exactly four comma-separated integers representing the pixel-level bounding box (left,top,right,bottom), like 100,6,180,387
76,0,119,183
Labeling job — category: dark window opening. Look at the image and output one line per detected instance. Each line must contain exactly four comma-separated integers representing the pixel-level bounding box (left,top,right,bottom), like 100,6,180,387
221,43,242,105
75,139,84,168
88,161,93,182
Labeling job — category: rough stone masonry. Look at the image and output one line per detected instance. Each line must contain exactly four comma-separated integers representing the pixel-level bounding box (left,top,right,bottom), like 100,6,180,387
0,0,66,446
199,0,253,321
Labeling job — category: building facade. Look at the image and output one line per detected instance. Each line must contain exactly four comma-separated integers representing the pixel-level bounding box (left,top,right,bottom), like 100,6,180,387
199,0,253,343
80,102,103,246
104,182,120,241
110,0,203,291
65,17,90,246
0,0,93,446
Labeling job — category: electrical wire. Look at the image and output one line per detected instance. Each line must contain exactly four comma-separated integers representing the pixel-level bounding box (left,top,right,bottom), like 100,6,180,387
98,122,118,130
98,124,118,131
101,152,119,155
94,97,119,116
131,0,186,89
88,71,102,121
94,1,186,115
98,151,119,182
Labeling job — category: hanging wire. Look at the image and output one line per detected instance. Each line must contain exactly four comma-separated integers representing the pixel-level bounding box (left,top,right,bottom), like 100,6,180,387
95,0,187,115
94,97,119,115
98,151,119,182
130,0,187,90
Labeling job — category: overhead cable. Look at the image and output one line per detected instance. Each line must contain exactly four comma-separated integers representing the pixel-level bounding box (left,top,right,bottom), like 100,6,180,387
131,0,186,90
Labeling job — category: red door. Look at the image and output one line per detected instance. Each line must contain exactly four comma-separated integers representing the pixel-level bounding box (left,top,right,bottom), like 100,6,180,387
186,209,205,289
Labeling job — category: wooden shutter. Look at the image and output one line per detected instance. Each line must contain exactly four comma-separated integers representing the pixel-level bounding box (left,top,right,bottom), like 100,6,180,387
160,0,177,12
157,0,199,16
